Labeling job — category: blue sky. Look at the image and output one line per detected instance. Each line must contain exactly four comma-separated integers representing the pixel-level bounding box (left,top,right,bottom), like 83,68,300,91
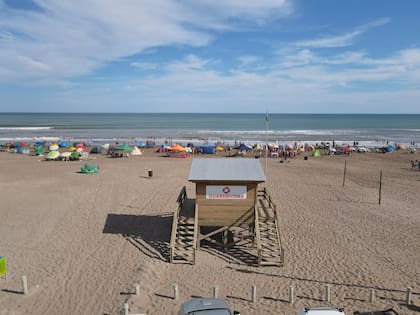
1,0,420,113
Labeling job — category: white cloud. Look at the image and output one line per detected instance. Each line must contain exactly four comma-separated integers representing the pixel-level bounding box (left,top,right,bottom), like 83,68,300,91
295,18,390,48
238,55,260,66
0,0,291,84
130,62,158,71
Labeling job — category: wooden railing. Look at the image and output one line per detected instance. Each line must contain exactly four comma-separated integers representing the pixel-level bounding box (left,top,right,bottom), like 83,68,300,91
169,186,187,263
254,205,263,266
257,187,285,266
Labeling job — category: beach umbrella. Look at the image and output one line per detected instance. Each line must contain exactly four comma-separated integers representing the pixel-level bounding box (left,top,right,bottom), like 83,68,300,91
313,150,322,157
76,143,85,148
49,144,59,151
35,141,45,146
101,143,110,150
76,147,85,152
69,146,76,152
71,151,81,160
60,152,72,159
5,142,13,147
169,144,186,152
20,141,28,147
46,151,60,160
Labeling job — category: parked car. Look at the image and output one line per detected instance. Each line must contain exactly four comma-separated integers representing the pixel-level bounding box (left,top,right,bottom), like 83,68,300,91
179,298,240,315
299,307,346,315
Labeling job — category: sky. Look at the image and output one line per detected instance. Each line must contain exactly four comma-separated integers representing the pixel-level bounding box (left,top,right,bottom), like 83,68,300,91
1,0,420,113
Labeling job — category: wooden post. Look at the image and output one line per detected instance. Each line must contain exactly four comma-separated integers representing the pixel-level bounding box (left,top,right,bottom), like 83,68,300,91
369,289,375,303
148,169,153,178
342,160,347,187
22,275,29,295
213,285,219,299
123,303,129,315
379,170,382,205
251,285,257,303
173,284,179,300
406,287,412,305
135,283,140,296
325,284,331,303
289,286,294,304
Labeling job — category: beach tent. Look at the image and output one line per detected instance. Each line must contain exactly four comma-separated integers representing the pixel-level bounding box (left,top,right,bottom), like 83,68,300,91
46,151,60,160
76,146,85,153
90,147,102,154
116,144,133,152
385,145,395,152
313,150,322,157
237,143,252,151
17,147,30,154
200,145,216,154
35,141,45,146
58,141,68,148
131,146,142,156
34,147,44,155
81,163,99,174
168,144,186,152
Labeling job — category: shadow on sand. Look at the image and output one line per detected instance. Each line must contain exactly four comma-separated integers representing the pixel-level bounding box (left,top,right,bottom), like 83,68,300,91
103,212,172,262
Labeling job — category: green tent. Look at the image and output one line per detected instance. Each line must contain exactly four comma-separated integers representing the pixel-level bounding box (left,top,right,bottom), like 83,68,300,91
34,146,44,155
81,163,99,174
313,150,322,157
116,144,133,151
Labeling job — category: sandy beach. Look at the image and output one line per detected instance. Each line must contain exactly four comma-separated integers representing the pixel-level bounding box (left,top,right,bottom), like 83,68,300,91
0,149,419,315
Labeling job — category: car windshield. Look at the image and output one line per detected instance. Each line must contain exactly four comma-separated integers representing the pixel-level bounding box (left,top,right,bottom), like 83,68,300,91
191,310,231,315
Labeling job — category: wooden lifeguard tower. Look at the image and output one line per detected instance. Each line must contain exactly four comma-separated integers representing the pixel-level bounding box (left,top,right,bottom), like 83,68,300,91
169,158,284,266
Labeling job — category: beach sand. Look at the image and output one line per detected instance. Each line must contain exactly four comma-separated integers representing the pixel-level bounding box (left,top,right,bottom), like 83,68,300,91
0,149,419,315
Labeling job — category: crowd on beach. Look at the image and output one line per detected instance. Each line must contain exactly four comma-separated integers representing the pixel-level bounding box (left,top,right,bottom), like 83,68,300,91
0,138,417,163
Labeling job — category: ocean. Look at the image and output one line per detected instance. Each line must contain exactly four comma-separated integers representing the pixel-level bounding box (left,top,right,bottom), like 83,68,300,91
0,113,419,146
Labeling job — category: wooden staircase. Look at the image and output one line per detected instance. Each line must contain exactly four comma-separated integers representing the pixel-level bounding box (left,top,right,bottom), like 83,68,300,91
255,188,284,266
170,187,197,264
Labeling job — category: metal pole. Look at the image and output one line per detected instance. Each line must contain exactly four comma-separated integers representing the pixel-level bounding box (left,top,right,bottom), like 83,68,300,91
342,160,347,187
379,170,382,205
252,285,257,303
